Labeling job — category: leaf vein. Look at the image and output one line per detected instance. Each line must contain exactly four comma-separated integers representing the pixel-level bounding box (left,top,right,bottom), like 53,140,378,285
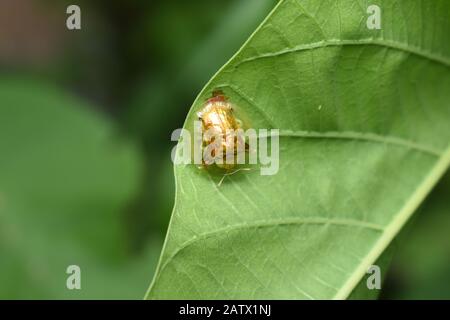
236,39,450,68
157,217,384,281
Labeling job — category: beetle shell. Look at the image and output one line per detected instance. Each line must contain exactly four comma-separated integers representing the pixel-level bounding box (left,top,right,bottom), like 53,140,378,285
197,91,245,169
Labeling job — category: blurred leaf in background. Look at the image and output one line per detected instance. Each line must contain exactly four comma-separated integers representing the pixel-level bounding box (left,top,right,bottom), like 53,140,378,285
0,77,161,298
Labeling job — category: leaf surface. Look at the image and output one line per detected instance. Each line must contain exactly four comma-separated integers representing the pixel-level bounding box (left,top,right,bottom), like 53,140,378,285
147,0,450,299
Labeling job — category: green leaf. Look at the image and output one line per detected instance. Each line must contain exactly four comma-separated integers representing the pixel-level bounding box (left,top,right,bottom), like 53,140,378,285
146,0,450,299
0,76,156,299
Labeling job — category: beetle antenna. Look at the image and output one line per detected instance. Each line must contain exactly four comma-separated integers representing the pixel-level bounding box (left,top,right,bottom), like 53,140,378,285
212,89,224,97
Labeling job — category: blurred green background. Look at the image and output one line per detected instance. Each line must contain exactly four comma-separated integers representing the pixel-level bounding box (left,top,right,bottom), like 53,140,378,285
0,0,448,299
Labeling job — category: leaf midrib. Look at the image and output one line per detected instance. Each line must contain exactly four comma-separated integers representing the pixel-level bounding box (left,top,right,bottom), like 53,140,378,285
334,146,450,299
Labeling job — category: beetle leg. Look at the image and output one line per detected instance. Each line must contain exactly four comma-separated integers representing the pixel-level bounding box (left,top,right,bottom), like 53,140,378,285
217,167,252,187
197,158,209,170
